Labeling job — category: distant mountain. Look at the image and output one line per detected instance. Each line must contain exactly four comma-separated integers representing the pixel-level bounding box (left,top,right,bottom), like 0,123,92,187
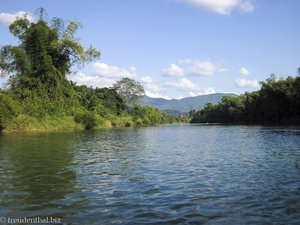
141,93,237,114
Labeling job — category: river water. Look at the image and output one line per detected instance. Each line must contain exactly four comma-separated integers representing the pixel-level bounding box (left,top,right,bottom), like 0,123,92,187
0,125,300,224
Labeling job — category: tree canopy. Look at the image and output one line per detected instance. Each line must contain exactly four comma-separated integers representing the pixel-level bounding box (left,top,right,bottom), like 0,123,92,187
191,75,300,124
0,14,100,86
113,77,145,111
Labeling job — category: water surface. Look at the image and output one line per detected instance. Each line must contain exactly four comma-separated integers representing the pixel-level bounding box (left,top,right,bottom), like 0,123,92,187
0,125,300,224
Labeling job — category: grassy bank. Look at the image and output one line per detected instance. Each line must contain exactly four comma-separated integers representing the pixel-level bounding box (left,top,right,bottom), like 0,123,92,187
2,113,187,133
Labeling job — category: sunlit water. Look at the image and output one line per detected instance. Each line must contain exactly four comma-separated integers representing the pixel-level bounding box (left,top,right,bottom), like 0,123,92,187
0,125,300,224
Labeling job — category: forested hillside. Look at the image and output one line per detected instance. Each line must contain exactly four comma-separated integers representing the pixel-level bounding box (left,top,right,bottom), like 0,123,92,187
191,75,300,124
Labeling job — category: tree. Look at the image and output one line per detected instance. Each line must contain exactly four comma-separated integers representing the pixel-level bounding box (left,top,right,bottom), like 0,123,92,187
131,105,162,126
0,12,100,87
112,77,145,111
0,10,101,119
190,74,300,124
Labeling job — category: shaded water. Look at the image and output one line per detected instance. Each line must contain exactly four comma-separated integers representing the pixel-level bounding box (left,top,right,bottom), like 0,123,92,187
0,125,300,224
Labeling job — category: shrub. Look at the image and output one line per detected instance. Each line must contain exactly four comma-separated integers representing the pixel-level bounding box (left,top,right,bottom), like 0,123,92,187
131,105,163,127
74,112,97,130
0,93,20,130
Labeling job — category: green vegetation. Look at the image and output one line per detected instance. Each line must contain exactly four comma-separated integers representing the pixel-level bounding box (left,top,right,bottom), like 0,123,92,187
7,10,297,130
191,75,300,124
0,11,181,132
131,105,162,126
113,77,145,111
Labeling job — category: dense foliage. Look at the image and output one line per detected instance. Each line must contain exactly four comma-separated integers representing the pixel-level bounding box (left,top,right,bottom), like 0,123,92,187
113,77,145,111
131,105,163,126
191,75,300,124
0,13,179,132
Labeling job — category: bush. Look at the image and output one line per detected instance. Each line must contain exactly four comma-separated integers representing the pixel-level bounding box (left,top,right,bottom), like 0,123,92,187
131,105,163,127
8,114,37,131
109,114,133,128
74,112,97,130
0,93,20,130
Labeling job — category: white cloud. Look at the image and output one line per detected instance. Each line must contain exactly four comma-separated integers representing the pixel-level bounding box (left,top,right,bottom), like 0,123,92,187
0,11,35,25
184,59,216,76
203,87,216,94
239,1,255,13
239,66,250,76
163,59,226,77
235,78,260,89
144,82,162,95
166,77,198,90
162,63,185,77
218,68,228,73
92,62,136,78
189,91,198,97
68,66,171,99
68,62,137,88
178,0,254,15
145,90,171,100
140,76,154,84
140,76,171,99
67,72,116,88
190,87,216,96
175,95,184,100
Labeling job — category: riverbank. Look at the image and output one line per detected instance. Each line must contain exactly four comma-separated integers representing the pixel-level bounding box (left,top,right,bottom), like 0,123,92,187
1,115,133,133
1,113,188,133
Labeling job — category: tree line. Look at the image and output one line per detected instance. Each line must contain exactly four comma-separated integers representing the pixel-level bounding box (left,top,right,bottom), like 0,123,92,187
0,10,183,132
190,74,300,124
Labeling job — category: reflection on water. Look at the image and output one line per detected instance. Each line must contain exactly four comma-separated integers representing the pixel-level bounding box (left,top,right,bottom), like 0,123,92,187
0,132,78,218
0,125,300,224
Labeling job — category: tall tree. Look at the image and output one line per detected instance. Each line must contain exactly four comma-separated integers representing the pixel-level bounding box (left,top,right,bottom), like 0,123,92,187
112,77,145,111
0,12,100,88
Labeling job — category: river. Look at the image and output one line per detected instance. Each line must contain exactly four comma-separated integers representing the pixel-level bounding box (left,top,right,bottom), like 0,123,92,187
0,125,300,224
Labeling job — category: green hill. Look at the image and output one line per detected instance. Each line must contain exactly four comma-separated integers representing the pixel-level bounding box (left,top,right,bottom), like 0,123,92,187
141,93,237,114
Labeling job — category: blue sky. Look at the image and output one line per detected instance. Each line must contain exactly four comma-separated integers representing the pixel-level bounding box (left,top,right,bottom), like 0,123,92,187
1,0,299,99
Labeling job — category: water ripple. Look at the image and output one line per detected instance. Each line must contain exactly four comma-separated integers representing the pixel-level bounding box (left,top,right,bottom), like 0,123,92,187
0,125,300,224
